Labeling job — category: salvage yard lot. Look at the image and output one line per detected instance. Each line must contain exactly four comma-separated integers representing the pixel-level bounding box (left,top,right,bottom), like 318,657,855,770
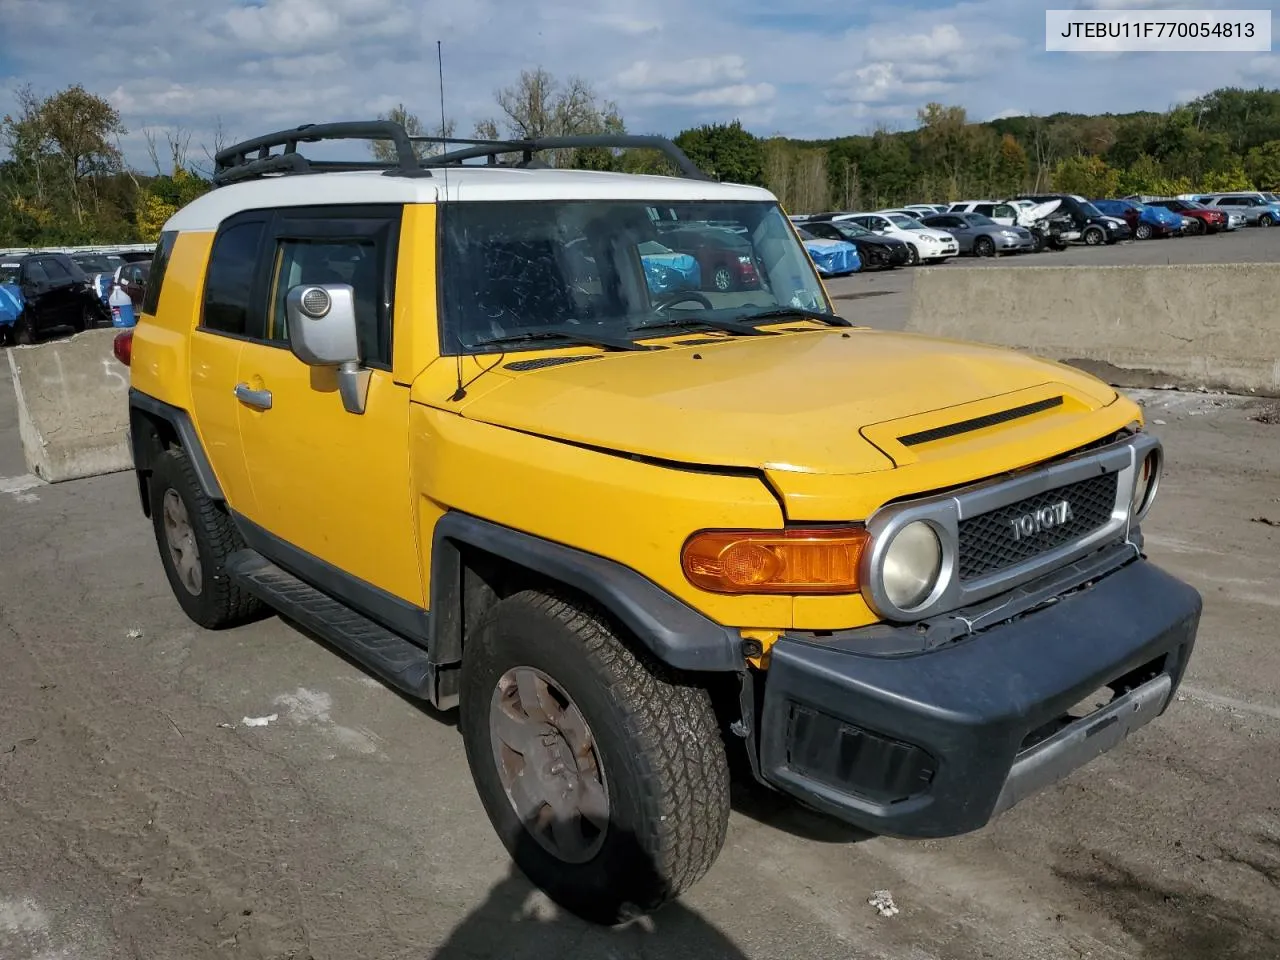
823,224,1280,332
1,246,1279,959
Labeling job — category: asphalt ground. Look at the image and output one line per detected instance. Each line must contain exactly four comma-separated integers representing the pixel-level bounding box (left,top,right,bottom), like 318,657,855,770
1,228,1278,960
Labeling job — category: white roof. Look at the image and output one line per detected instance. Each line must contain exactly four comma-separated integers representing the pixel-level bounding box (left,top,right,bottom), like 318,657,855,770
163,166,777,233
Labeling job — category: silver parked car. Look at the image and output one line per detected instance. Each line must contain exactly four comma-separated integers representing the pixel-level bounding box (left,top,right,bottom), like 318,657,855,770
1195,192,1280,226
920,212,1036,257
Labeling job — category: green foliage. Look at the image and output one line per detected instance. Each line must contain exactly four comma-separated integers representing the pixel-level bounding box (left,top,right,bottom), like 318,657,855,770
1244,140,1280,188
673,122,764,184
1052,155,1120,197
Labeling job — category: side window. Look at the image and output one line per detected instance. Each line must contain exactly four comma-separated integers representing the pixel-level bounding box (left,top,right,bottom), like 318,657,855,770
141,231,177,316
974,204,994,216
24,261,48,285
994,204,1015,219
202,220,266,335
267,238,383,364
42,258,71,282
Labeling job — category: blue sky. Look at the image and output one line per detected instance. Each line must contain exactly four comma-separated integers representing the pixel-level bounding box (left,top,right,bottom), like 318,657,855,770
0,0,1276,171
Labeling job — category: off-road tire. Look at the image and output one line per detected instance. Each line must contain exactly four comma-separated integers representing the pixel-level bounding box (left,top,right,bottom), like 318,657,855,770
459,590,731,925
148,447,263,629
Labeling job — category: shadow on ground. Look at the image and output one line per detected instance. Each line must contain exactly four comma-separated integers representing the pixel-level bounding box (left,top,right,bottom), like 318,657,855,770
429,861,749,960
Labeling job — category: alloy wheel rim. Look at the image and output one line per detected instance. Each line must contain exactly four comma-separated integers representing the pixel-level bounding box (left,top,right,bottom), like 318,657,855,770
489,665,609,864
162,489,202,595
713,267,733,291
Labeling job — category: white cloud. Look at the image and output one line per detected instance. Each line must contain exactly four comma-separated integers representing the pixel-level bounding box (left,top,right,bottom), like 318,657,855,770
615,55,748,92
0,0,1271,170
633,83,777,108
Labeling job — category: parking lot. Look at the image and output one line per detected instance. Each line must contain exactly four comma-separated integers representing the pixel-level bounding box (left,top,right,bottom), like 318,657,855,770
2,233,1279,960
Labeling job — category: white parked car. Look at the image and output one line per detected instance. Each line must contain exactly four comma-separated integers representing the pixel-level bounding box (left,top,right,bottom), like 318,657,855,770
946,200,1025,227
834,211,958,264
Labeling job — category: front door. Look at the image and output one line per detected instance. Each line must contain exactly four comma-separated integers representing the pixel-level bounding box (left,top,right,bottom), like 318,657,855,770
232,205,423,622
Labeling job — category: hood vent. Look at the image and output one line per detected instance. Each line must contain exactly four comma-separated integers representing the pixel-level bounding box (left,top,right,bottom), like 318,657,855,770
898,395,1064,447
504,355,600,372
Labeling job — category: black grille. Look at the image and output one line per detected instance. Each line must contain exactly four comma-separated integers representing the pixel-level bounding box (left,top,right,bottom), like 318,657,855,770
958,472,1119,580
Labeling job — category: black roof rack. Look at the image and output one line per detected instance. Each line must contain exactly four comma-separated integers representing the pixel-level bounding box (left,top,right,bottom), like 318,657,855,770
212,122,711,187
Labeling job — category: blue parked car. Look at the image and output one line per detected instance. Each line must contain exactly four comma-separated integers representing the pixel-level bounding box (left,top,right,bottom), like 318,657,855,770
794,226,862,276
1091,199,1183,240
637,241,702,294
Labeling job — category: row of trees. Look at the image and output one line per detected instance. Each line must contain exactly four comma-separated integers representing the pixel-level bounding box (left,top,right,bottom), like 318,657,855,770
4,77,1280,247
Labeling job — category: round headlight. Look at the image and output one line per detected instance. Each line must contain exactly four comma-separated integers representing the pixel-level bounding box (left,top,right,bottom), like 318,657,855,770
881,521,943,610
1131,449,1161,519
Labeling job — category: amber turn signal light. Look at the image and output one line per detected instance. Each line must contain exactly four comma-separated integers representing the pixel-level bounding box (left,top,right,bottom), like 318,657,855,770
682,527,869,595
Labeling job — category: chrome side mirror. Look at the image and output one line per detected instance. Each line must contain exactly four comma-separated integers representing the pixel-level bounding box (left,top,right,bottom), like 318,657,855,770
285,283,370,415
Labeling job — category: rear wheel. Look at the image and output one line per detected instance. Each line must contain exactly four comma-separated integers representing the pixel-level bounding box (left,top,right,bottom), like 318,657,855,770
711,265,736,292
1135,223,1152,240
148,447,264,629
459,590,731,925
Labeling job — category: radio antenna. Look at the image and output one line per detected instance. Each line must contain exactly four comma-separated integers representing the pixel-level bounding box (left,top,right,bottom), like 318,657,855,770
438,39,467,402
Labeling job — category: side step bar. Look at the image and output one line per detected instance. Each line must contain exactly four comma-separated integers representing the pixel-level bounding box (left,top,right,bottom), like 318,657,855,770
226,549,436,702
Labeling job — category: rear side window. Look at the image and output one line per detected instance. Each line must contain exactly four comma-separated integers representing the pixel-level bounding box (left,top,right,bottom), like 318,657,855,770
24,261,48,284
43,258,71,281
203,221,265,335
141,231,177,316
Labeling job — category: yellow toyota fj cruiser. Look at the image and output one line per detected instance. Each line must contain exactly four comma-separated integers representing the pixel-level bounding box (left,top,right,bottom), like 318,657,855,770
119,121,1201,924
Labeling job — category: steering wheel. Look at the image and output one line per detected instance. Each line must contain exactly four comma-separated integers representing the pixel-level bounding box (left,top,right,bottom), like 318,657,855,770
652,290,713,311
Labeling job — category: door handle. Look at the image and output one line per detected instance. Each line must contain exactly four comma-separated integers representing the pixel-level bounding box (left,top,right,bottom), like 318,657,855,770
234,382,273,410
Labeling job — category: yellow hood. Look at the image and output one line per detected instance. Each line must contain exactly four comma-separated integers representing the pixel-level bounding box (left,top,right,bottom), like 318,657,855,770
448,328,1125,484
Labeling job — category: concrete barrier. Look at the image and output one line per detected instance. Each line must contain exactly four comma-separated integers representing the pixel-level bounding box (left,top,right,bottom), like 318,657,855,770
6,328,131,482
906,263,1280,397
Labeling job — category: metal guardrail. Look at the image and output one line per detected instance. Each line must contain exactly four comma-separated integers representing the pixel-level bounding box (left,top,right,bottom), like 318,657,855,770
0,243,154,258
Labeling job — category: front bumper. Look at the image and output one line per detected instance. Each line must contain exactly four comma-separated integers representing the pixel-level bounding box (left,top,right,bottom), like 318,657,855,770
920,242,958,259
756,555,1200,838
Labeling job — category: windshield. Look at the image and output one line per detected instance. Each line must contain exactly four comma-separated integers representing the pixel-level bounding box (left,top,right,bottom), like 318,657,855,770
73,255,124,273
0,263,19,285
965,213,998,226
887,213,925,230
439,200,832,354
1265,193,1280,204
829,221,871,239
1077,201,1104,217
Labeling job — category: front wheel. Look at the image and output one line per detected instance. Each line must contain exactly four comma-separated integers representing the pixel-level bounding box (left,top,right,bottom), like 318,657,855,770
459,591,731,925
1259,214,1274,228
905,244,920,265
1083,226,1105,246
1135,223,1152,240
974,236,995,258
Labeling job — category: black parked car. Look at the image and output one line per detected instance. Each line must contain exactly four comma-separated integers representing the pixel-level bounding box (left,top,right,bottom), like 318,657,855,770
1014,194,1132,245
0,252,110,345
794,216,912,269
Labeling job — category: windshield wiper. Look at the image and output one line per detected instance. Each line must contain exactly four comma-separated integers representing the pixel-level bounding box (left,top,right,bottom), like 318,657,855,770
471,326,648,352
738,307,853,327
629,315,776,339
